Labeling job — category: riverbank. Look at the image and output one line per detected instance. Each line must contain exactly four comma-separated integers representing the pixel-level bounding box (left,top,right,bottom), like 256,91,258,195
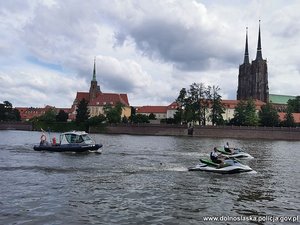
2,122,300,141
90,124,300,141
0,121,32,131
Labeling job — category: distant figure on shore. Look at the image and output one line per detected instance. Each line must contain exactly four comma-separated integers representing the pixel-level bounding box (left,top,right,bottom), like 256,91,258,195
188,123,194,135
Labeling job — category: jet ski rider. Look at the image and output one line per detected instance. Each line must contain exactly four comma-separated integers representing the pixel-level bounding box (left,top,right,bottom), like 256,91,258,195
210,147,226,167
224,142,233,154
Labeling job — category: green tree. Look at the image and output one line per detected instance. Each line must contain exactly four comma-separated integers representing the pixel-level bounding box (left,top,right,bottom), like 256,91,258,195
173,110,183,124
0,101,20,121
10,108,21,121
130,114,149,123
104,102,124,124
287,96,300,113
122,116,129,123
245,99,259,126
175,88,188,124
189,83,207,125
231,100,246,125
207,86,225,125
56,109,69,122
232,99,258,126
148,113,156,120
38,108,57,122
76,98,89,123
176,84,209,125
282,110,296,127
259,103,279,127
88,114,106,126
3,101,12,109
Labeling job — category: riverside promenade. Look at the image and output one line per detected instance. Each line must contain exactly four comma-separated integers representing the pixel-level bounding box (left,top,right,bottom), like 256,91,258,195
90,124,300,141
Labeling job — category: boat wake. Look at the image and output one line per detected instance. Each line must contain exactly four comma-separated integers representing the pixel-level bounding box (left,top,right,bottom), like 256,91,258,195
138,164,188,172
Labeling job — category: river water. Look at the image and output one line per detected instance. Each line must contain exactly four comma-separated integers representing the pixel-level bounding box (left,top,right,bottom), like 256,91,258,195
0,130,299,225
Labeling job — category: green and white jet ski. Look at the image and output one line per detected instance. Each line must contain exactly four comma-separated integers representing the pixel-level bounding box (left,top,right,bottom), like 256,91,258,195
216,147,254,159
188,158,253,174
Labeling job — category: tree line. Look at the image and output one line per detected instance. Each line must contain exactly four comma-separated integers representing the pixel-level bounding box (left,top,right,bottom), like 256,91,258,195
2,90,299,128
0,101,21,121
175,83,299,127
75,99,154,125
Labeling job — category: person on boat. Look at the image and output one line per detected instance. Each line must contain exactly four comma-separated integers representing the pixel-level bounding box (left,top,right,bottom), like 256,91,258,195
52,137,57,145
224,142,233,154
40,133,49,146
210,147,226,167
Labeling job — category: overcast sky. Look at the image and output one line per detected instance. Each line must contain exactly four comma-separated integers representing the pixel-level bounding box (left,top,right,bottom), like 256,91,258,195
1,0,300,108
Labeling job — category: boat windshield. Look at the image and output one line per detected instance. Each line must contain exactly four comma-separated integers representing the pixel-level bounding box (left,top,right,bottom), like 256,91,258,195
81,134,95,144
65,134,84,144
60,132,95,144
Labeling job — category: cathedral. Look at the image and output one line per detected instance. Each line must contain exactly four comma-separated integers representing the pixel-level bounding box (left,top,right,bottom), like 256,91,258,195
237,22,269,103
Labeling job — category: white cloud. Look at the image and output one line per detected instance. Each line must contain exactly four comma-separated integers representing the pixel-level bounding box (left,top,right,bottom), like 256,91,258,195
0,0,299,108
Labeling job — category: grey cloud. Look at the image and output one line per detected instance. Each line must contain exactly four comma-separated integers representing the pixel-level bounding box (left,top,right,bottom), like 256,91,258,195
113,11,240,71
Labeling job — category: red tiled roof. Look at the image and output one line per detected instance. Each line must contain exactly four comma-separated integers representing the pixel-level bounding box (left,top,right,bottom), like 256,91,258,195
120,94,129,105
73,91,129,107
136,106,168,114
221,99,265,110
75,92,90,103
167,102,179,110
278,112,300,123
15,106,71,121
89,93,129,106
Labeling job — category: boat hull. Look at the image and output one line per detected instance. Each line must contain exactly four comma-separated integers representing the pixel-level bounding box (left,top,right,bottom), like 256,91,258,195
188,159,253,174
33,143,103,153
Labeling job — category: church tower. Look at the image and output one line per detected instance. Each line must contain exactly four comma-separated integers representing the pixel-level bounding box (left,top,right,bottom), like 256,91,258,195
237,27,251,100
237,22,269,103
89,57,101,100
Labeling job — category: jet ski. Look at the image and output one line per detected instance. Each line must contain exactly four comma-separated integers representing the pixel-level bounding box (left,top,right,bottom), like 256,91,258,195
188,158,253,174
216,147,254,159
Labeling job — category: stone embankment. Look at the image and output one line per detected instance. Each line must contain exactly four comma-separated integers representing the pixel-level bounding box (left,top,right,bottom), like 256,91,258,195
0,122,32,131
90,124,300,141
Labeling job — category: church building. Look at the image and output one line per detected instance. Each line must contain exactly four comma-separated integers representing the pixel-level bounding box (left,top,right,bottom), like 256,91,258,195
69,58,131,120
237,22,269,103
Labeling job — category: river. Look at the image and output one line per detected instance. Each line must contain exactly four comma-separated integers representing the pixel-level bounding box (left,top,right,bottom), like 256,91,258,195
0,130,299,225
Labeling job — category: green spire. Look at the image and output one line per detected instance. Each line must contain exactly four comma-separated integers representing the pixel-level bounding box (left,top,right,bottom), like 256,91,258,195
92,57,96,81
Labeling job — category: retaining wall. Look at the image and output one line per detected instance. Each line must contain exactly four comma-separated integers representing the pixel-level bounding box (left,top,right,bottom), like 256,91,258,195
91,124,300,141
0,122,32,131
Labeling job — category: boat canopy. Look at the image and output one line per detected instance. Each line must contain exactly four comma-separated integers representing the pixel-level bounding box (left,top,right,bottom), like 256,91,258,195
59,131,95,145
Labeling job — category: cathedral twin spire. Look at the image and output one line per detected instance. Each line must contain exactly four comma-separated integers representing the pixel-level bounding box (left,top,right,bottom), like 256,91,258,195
255,21,263,61
238,21,269,103
243,27,249,64
243,20,263,63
